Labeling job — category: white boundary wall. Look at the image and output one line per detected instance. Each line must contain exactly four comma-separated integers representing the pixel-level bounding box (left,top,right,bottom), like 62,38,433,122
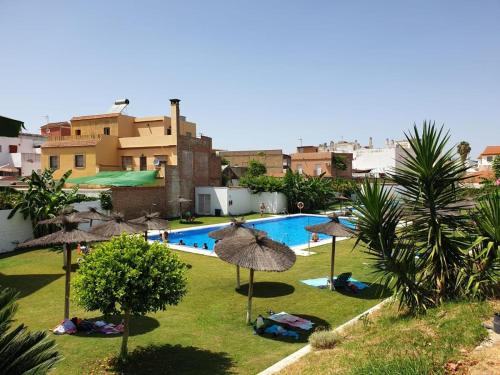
0,210,33,253
195,187,287,216
0,200,103,254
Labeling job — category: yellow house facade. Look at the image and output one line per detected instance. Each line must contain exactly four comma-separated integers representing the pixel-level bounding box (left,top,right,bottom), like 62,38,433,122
41,99,197,179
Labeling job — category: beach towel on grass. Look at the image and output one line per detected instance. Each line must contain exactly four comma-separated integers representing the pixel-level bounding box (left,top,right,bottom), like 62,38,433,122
301,277,368,290
268,312,314,331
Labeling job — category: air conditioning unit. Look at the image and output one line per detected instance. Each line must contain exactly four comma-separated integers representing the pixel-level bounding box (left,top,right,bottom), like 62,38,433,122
126,166,133,171
153,158,161,167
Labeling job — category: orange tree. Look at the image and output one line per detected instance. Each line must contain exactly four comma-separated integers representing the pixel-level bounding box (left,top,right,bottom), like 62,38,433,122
74,234,188,359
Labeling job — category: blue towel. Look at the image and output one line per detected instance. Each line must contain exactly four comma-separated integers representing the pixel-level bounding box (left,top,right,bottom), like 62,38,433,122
301,277,368,290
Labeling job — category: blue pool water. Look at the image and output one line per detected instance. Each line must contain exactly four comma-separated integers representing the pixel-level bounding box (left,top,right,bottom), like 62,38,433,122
149,215,356,252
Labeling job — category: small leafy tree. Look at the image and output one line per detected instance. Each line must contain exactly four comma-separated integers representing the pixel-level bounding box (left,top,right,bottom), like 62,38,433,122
492,155,500,180
8,169,84,237
0,286,61,374
246,159,267,177
74,234,188,359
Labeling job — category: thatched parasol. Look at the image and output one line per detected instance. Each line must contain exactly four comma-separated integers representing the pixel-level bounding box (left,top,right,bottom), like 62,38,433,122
305,214,354,291
169,196,192,220
17,215,106,320
208,218,267,289
89,213,147,238
74,207,111,227
130,212,170,240
214,231,296,324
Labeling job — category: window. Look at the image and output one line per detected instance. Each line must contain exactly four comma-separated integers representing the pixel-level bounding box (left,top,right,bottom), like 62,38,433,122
487,156,493,162
314,164,322,176
75,129,81,136
297,164,303,174
103,127,110,135
186,132,192,137
166,127,172,135
140,156,147,171
74,154,85,168
122,156,133,170
49,155,59,170
9,145,17,153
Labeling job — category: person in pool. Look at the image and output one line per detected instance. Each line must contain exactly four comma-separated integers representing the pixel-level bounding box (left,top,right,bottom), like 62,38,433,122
202,243,208,250
179,239,185,245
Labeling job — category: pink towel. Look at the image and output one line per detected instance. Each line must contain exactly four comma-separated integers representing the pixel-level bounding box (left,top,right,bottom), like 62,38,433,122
268,312,313,330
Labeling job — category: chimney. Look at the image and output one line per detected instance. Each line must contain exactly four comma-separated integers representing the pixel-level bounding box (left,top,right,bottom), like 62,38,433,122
170,98,181,136
368,137,373,148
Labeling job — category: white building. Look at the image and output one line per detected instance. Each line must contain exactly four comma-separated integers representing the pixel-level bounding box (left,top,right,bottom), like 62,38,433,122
477,146,500,170
0,133,46,176
318,137,412,177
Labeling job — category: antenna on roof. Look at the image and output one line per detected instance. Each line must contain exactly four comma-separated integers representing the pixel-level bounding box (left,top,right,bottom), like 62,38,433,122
107,99,129,114
43,115,49,124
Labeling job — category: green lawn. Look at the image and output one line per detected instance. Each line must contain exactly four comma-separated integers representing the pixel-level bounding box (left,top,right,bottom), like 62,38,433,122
0,223,387,374
280,300,494,375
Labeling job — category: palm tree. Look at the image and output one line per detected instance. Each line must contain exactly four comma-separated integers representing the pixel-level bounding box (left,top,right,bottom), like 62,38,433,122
354,122,485,313
8,169,84,237
0,287,61,374
457,141,471,164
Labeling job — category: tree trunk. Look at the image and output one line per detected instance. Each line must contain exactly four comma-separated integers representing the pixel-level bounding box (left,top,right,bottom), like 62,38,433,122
246,269,254,324
64,243,71,319
236,265,240,289
330,237,336,291
120,309,131,360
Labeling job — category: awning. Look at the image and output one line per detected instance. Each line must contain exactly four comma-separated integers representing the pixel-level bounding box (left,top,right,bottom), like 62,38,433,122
68,170,159,187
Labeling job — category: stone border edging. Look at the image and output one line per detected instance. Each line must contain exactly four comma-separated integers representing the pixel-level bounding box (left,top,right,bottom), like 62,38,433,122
257,297,392,375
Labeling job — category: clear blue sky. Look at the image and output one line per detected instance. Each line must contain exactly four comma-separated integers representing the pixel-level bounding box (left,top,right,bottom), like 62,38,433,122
1,0,499,157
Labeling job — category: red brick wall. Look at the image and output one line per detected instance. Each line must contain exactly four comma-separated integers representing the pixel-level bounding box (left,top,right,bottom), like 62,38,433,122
111,186,167,219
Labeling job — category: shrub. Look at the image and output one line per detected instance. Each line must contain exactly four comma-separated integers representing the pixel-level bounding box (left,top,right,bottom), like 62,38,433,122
309,329,341,350
99,191,113,211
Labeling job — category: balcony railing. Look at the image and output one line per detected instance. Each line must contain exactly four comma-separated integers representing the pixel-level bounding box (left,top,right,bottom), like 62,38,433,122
47,134,104,142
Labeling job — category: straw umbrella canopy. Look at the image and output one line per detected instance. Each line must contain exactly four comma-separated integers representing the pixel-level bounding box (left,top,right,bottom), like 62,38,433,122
17,215,106,320
74,207,111,227
214,231,296,324
208,218,267,289
130,212,170,240
169,196,192,220
89,213,147,238
305,214,355,291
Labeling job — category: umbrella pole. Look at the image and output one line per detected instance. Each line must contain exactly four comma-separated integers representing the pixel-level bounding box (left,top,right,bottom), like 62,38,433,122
64,243,71,319
330,236,336,291
144,231,148,241
236,265,240,289
246,269,254,325
90,219,93,228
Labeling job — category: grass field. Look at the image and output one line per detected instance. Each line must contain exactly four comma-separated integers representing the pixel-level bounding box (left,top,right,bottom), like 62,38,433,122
0,216,387,374
280,300,494,375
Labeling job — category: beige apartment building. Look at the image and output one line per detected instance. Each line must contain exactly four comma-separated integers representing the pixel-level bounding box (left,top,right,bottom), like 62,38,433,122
290,146,353,179
218,149,291,177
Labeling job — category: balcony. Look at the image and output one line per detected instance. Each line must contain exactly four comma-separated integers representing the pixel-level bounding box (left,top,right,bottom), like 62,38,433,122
47,134,104,142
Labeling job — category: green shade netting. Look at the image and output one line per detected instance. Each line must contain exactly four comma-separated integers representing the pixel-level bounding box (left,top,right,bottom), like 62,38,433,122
0,116,25,137
68,171,159,187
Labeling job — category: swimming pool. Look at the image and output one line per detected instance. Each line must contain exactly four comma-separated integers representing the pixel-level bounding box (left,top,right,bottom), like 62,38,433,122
149,214,356,252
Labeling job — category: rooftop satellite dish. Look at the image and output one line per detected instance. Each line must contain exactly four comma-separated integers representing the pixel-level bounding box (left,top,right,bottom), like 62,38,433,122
107,99,129,114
